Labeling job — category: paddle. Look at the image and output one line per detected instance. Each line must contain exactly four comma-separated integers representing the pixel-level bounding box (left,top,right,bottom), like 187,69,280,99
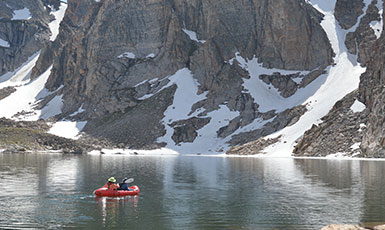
122,177,134,184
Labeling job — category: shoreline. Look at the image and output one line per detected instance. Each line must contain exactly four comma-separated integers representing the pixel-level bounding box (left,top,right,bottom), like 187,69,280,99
4,147,385,162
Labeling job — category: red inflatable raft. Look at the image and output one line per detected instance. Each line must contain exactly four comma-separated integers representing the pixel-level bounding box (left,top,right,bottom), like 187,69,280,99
94,185,140,197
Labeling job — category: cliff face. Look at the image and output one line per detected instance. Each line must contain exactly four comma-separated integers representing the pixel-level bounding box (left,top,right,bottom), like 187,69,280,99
359,29,385,157
0,0,60,76
30,0,333,151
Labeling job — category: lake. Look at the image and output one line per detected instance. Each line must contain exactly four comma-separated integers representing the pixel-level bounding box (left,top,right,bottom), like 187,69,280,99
0,153,385,229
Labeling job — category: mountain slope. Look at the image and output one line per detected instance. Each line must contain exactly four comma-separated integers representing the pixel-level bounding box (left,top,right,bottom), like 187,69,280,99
0,0,383,156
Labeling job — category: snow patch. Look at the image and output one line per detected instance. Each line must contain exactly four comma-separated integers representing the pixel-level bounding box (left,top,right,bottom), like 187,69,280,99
0,38,10,48
69,104,85,117
0,56,65,121
12,8,32,20
231,52,315,113
156,69,207,144
0,52,40,86
118,52,135,59
350,142,361,151
358,123,367,132
49,2,67,41
157,68,241,154
350,99,366,113
0,62,54,120
88,148,179,156
137,78,168,100
182,29,206,44
326,152,349,159
49,120,87,139
146,53,156,58
39,95,63,119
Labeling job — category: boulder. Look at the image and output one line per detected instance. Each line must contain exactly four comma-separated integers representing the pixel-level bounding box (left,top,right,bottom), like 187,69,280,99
321,224,367,230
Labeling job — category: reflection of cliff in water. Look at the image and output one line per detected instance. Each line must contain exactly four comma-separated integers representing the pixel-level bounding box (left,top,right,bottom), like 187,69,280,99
294,159,357,191
359,161,385,223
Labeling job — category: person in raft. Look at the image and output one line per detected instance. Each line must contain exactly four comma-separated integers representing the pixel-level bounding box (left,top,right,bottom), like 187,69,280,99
118,177,130,191
103,177,120,190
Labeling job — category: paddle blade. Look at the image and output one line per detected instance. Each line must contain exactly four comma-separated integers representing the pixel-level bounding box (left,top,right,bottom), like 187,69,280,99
125,178,134,184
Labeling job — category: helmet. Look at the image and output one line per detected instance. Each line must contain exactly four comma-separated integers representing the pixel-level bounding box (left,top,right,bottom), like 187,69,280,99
108,177,116,183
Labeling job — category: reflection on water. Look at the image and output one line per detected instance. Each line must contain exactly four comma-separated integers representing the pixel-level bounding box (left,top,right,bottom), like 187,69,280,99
1,153,385,229
95,196,140,228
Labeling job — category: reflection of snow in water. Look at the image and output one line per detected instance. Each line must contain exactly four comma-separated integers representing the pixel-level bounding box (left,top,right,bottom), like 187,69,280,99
46,156,81,192
95,196,140,227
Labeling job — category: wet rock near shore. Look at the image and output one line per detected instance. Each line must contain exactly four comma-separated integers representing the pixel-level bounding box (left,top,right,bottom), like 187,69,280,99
321,224,385,230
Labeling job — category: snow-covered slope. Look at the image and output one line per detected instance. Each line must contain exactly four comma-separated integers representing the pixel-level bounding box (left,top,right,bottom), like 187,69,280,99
261,0,368,157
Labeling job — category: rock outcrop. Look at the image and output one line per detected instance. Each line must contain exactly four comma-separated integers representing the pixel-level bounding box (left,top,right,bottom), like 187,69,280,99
335,0,364,30
344,0,382,64
0,118,88,153
293,91,368,157
359,25,385,157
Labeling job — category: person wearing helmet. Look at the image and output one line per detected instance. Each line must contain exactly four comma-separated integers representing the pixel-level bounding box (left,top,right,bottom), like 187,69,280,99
103,177,119,190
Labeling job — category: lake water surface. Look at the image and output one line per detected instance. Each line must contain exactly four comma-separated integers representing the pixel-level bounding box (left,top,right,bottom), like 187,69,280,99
1,153,385,229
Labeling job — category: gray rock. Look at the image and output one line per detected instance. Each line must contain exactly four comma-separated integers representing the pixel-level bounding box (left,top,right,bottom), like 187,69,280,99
335,0,364,30
344,1,381,65
293,91,368,157
259,73,301,98
171,117,211,144
0,86,16,100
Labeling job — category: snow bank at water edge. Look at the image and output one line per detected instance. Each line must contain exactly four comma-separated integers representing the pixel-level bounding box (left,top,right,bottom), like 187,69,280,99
49,120,87,140
88,148,179,156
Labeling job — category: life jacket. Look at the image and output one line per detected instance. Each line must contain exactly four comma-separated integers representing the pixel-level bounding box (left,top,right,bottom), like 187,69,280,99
103,182,119,190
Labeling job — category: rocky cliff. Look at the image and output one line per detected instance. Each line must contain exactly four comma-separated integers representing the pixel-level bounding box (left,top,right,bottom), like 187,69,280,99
1,0,384,156
28,0,334,152
359,24,385,157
